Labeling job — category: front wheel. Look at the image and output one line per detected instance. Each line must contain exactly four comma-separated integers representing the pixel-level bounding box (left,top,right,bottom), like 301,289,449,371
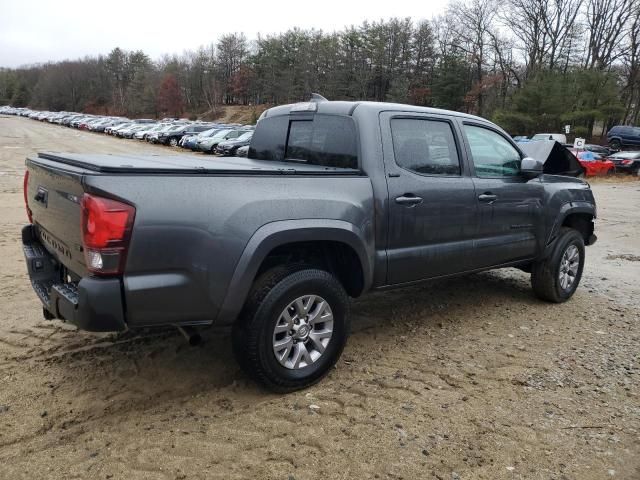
233,267,350,392
531,227,585,303
169,138,178,147
609,139,621,150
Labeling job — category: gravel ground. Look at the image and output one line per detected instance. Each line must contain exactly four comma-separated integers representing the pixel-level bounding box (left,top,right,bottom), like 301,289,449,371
0,116,638,480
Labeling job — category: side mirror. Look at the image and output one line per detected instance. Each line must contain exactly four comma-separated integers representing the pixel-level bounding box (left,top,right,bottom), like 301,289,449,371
521,157,544,178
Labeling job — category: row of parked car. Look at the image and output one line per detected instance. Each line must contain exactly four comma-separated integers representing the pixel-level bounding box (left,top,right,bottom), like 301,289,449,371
0,106,255,157
513,132,640,177
3,106,639,174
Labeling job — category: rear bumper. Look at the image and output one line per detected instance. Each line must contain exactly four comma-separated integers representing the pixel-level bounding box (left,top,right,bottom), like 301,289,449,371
613,164,638,173
22,225,127,332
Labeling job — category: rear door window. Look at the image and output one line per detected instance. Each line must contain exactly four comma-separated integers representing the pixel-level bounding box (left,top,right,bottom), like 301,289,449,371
390,118,461,175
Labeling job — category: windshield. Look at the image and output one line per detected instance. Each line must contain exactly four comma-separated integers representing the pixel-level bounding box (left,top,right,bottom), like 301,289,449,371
577,152,599,161
237,132,253,141
211,129,233,139
199,128,222,138
531,134,550,141
609,152,640,159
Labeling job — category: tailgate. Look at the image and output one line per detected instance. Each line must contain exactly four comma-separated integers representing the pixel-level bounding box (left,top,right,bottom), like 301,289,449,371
26,158,87,276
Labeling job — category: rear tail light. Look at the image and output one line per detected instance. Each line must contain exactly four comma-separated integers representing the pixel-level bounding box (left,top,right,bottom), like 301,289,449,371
81,193,135,275
23,170,33,223
621,160,634,165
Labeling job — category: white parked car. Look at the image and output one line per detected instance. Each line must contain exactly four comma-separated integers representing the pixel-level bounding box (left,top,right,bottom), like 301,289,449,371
531,133,568,144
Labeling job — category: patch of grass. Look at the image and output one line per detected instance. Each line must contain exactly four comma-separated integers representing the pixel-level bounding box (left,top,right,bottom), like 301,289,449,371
587,174,640,183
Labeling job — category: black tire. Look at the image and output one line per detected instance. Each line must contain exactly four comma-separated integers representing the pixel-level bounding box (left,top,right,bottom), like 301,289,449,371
531,227,585,303
232,267,350,392
609,139,621,150
169,137,178,147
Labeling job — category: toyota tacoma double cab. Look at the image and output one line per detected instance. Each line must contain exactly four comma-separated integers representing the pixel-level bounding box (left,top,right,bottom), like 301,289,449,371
22,99,597,391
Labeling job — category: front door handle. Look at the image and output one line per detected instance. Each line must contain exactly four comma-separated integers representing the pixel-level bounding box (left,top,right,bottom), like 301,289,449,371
478,193,497,202
395,195,423,206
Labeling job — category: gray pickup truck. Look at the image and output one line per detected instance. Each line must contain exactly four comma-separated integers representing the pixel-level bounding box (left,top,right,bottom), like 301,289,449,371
22,99,597,391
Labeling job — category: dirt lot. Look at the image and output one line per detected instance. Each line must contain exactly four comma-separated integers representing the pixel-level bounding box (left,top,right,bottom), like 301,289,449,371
0,116,638,480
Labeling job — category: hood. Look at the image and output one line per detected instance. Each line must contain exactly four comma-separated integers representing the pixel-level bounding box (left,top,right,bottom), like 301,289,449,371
518,140,584,177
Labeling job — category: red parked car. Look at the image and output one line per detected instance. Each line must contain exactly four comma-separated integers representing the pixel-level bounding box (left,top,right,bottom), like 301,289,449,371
571,150,615,176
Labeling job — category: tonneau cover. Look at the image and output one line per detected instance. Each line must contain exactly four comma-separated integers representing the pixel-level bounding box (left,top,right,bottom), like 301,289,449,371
32,152,360,175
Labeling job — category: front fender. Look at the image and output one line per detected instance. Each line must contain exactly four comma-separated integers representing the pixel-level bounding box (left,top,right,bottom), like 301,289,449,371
216,219,374,324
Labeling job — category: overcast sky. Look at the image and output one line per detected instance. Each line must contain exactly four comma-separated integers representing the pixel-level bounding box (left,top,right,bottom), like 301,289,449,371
0,0,449,68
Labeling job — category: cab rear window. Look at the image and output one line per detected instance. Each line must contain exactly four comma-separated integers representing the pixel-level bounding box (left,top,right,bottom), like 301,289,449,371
249,114,358,169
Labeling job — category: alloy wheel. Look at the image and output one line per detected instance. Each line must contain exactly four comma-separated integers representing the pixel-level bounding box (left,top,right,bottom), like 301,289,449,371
559,244,580,290
272,295,334,370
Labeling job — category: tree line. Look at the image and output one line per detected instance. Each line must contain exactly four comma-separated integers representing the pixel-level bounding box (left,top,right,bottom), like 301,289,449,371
1,0,638,138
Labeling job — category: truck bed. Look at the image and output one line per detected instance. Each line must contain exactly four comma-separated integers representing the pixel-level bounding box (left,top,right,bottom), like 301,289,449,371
25,151,373,329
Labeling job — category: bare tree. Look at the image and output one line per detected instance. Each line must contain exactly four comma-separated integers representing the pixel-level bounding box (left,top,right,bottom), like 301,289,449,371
501,0,582,72
487,29,521,105
447,0,498,114
584,0,636,70
543,0,584,70
622,3,640,122
217,33,248,104
501,0,550,74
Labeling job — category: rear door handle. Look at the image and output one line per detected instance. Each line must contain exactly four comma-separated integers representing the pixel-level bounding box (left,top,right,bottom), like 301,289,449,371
395,195,423,206
478,193,497,202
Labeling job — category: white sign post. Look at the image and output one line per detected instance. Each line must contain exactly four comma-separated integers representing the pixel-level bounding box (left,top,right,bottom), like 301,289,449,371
574,138,585,150
565,125,571,134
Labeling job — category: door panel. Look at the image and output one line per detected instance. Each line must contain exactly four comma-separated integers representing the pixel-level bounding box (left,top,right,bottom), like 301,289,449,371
461,123,544,268
381,113,478,284
386,175,478,283
472,177,542,267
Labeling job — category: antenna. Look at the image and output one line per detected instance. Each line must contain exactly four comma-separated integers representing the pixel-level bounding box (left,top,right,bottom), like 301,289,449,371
310,93,328,103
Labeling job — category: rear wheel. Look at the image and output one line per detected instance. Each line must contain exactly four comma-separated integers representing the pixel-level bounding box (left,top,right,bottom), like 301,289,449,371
531,227,585,303
232,267,349,392
169,137,178,147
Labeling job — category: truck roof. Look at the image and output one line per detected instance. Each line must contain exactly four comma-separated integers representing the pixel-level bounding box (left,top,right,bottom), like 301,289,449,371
262,100,488,123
